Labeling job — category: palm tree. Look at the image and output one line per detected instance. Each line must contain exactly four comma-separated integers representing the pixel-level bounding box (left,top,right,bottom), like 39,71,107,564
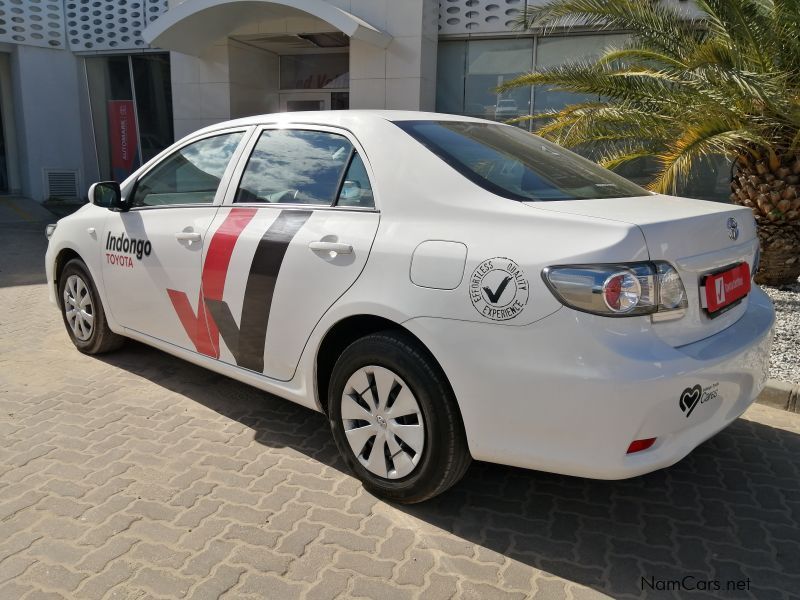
498,0,800,285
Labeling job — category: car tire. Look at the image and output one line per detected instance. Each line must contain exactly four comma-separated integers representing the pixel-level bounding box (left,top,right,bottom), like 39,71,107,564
328,330,471,504
58,258,124,355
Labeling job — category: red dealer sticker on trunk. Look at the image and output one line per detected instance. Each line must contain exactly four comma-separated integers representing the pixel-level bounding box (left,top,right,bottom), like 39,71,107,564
702,262,751,314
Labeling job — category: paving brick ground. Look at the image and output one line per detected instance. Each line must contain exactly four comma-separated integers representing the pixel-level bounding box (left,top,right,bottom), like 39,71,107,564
1,220,799,600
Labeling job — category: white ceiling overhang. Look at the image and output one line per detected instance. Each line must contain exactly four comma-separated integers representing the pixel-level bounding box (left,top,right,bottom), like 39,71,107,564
142,0,392,55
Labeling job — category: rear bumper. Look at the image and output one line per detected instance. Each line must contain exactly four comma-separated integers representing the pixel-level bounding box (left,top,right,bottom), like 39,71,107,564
404,286,775,479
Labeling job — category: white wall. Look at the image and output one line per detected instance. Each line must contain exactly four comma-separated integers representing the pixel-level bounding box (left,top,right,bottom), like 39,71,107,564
347,0,438,110
170,41,233,139
170,39,280,139
229,41,279,119
167,0,440,132
9,45,86,202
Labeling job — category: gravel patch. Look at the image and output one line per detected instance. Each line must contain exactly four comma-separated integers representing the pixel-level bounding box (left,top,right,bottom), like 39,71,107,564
762,280,800,384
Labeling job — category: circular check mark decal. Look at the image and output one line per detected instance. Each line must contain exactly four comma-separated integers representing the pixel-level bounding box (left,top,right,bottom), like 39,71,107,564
469,257,529,321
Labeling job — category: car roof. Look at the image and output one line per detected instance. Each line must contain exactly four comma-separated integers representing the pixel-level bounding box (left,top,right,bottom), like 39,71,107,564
190,110,492,138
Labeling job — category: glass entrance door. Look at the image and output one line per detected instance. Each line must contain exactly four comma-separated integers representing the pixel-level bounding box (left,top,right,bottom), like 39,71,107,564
0,94,7,193
85,53,174,182
0,53,13,194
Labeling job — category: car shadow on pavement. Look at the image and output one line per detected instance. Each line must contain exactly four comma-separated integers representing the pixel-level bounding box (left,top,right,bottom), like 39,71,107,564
96,340,800,600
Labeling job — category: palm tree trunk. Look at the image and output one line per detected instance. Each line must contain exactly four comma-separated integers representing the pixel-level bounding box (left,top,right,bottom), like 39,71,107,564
730,153,800,285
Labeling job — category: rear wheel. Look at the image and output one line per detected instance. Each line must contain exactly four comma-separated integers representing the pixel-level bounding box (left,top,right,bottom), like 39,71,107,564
328,330,471,503
59,259,124,354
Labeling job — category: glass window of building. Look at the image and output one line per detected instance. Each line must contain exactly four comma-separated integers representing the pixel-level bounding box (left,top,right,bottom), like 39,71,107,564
435,33,729,201
279,53,349,90
436,41,467,116
533,34,629,115
437,35,629,126
465,39,533,123
86,53,174,182
131,55,174,164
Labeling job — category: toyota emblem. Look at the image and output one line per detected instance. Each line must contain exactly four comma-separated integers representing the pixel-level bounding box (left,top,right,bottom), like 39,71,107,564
727,217,739,240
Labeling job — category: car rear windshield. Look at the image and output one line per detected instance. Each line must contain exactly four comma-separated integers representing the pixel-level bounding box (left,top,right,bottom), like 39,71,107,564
394,120,647,202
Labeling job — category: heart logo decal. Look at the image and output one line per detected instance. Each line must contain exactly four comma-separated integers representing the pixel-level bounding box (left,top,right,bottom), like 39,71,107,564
679,385,703,417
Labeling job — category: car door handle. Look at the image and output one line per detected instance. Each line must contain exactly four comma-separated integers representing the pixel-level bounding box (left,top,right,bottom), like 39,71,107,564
175,232,202,243
308,241,353,255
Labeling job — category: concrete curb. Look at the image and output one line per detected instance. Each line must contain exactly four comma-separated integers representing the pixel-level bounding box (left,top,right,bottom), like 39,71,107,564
756,379,800,413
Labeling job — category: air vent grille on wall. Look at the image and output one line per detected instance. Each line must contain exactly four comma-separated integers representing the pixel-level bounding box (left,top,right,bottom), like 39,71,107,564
44,169,79,200
439,0,528,35
65,0,168,52
0,0,65,48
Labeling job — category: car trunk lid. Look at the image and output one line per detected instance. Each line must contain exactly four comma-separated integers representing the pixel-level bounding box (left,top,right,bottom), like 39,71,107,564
524,194,759,346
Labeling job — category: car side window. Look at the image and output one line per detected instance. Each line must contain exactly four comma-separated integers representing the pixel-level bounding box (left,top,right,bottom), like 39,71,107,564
336,153,375,208
131,131,244,208
235,129,353,205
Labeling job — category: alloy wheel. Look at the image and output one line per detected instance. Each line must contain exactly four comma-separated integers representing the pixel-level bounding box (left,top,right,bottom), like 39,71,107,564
63,274,94,341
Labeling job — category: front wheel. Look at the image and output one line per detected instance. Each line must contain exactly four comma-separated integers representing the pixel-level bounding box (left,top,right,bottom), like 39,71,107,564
328,331,471,503
58,258,124,354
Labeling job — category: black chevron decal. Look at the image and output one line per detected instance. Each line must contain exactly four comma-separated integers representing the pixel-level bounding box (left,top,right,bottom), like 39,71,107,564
205,210,312,372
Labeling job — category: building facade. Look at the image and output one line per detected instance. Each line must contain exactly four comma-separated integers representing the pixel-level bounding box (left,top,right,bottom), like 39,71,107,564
0,0,725,203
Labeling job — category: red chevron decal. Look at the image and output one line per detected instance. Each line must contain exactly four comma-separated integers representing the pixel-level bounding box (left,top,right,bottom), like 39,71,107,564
167,208,257,357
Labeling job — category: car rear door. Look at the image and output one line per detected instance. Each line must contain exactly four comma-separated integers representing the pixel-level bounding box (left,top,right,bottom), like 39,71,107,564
200,125,380,380
101,127,252,351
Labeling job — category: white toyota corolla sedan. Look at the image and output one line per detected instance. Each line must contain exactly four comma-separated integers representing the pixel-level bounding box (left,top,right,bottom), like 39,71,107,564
45,111,774,503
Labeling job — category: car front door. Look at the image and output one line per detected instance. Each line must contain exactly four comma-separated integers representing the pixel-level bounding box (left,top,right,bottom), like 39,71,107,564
199,125,380,380
101,128,251,351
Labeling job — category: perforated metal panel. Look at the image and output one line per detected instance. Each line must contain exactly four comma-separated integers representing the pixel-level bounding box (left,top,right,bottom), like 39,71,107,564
65,0,168,52
0,0,65,48
439,0,528,35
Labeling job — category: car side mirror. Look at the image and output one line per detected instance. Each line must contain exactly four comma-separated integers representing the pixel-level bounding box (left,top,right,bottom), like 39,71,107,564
88,181,126,211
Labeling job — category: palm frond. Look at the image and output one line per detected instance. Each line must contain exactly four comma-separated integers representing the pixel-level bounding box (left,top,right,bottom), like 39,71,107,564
597,144,664,170
771,0,800,76
515,0,702,60
503,0,800,189
497,62,696,108
596,46,688,70
532,103,673,147
651,123,767,193
694,0,775,71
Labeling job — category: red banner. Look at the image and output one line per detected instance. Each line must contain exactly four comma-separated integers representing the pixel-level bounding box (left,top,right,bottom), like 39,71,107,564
108,100,138,180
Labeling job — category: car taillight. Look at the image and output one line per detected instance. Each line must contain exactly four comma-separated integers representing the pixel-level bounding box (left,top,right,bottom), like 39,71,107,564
655,262,686,310
542,261,687,319
602,271,641,313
